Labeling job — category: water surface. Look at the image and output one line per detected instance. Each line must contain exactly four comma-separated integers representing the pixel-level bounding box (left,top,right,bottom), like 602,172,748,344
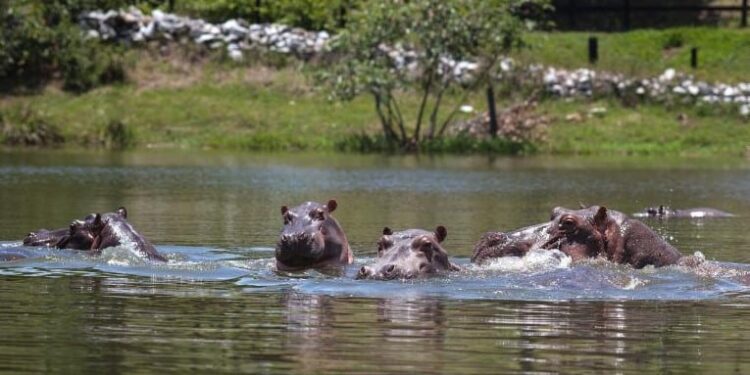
1,150,749,373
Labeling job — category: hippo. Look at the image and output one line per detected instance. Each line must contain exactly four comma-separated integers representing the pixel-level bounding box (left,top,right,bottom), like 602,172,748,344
72,209,167,262
635,205,734,219
23,207,128,250
23,227,70,247
357,226,459,280
473,205,693,269
276,200,352,271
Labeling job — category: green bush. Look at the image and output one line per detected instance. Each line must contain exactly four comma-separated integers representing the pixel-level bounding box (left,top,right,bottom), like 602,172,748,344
0,1,128,92
1,107,65,146
175,0,359,30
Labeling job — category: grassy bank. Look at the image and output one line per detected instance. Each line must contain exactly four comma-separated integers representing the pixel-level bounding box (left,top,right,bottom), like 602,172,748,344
515,27,750,83
2,28,750,156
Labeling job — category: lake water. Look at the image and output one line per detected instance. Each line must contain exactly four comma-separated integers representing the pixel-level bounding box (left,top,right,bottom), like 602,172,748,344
1,150,749,373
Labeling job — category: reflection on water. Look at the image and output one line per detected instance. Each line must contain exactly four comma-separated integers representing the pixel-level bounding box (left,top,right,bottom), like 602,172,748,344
1,150,750,373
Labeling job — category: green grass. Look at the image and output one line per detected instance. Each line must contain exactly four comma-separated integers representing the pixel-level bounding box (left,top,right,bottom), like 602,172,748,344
515,27,750,83
3,29,750,156
539,99,750,156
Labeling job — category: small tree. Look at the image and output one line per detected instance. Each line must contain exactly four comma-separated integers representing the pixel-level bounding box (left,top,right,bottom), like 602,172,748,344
318,0,544,150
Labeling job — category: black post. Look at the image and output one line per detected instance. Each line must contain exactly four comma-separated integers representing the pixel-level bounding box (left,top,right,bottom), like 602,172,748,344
742,0,748,28
255,0,262,23
691,47,698,69
623,0,631,31
486,86,498,138
168,0,174,12
588,36,598,65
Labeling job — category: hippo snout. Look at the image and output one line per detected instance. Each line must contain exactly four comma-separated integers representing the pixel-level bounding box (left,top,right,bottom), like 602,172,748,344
357,266,374,279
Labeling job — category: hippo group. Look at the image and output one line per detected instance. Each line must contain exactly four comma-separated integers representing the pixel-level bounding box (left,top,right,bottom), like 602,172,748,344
12,200,733,279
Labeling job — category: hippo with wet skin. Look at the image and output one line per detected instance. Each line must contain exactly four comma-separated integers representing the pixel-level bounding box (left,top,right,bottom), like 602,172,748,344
275,200,352,271
23,207,128,250
62,208,167,262
634,205,734,219
473,205,694,269
357,226,459,280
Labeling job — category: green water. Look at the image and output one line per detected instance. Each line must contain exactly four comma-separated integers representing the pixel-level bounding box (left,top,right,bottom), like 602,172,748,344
1,150,749,374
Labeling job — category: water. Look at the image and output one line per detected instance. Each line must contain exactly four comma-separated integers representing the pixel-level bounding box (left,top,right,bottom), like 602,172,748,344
1,149,750,373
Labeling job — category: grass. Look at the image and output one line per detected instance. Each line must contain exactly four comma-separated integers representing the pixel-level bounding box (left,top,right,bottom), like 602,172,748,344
2,28,750,156
515,27,750,83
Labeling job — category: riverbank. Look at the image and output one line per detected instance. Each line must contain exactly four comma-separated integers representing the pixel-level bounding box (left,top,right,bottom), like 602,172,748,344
2,29,749,156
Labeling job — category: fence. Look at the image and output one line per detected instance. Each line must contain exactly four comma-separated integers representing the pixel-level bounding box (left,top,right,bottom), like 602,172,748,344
553,0,749,30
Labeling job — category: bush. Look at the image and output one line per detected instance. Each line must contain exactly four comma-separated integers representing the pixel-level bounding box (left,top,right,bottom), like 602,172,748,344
175,0,359,30
1,107,65,146
0,1,128,92
86,119,136,148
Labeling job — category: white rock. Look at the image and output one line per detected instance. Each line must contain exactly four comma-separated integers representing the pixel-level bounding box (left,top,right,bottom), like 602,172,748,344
659,68,676,82
459,105,474,113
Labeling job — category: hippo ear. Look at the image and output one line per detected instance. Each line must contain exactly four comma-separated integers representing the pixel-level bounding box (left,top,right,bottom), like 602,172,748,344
281,206,288,215
116,206,127,219
92,214,103,229
326,199,338,213
579,202,587,209
69,223,77,234
593,206,608,232
435,226,447,243
382,227,393,235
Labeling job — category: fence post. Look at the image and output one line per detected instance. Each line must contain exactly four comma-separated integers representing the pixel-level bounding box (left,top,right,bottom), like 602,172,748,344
168,0,174,12
487,86,498,138
743,0,748,28
691,47,698,69
588,37,598,64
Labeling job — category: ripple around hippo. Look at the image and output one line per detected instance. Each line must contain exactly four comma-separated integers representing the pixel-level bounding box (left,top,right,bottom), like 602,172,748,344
2,242,749,301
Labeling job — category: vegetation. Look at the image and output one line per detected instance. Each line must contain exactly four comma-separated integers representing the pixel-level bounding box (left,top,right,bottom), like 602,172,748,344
0,1,128,93
318,0,544,150
515,27,750,83
1,54,747,156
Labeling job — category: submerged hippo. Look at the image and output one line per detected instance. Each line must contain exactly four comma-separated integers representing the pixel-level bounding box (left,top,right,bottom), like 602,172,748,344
635,205,734,219
276,200,352,271
23,207,128,250
69,209,167,262
357,226,459,280
473,205,693,269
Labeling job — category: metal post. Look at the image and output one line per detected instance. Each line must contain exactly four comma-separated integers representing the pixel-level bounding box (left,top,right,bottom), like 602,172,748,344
742,0,748,28
487,86,498,138
691,47,698,69
588,37,598,64
168,0,174,12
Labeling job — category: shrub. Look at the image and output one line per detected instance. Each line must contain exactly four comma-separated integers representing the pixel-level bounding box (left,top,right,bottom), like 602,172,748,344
1,107,65,146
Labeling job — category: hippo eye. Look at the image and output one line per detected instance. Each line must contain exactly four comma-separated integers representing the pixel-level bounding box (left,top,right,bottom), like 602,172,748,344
385,264,396,274
309,208,325,221
559,216,576,231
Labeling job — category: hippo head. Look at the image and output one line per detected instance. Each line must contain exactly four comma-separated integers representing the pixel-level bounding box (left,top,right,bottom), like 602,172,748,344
543,206,621,261
23,227,69,247
276,200,350,270
471,231,534,264
56,207,128,250
55,219,97,250
357,226,458,280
